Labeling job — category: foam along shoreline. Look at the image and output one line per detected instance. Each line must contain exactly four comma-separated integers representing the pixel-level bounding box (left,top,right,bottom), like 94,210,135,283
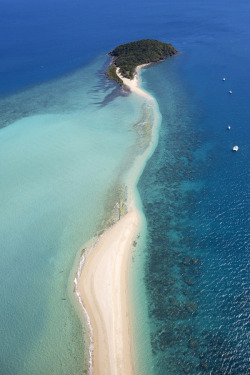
77,65,155,375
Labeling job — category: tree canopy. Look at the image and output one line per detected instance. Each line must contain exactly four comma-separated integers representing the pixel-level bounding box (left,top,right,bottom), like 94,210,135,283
106,39,178,84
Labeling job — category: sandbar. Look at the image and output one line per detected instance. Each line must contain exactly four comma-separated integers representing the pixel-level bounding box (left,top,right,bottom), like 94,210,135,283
77,65,151,375
78,210,139,375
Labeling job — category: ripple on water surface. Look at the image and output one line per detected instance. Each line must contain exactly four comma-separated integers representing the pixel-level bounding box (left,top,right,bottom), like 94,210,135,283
138,59,249,375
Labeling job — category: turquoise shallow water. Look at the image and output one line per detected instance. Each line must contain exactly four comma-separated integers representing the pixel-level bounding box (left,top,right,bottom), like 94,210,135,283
0,56,148,374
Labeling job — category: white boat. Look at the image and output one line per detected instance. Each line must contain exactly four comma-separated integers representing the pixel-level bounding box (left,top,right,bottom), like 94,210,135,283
222,77,226,81
233,145,238,151
227,125,231,130
229,90,232,94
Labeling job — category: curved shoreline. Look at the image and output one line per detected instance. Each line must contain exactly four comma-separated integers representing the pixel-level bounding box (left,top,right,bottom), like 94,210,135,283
76,65,159,375
116,65,153,100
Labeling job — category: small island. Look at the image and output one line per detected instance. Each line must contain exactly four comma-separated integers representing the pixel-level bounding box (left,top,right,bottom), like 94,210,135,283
106,39,178,85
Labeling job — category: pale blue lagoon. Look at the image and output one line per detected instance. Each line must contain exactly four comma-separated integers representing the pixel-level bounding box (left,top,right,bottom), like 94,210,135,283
0,56,148,374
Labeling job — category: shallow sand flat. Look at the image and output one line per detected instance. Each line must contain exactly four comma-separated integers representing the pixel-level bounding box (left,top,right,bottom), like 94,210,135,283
78,210,139,375
78,65,153,375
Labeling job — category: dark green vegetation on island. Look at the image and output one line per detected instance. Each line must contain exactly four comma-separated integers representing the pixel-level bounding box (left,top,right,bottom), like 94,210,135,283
105,39,178,85
105,64,123,85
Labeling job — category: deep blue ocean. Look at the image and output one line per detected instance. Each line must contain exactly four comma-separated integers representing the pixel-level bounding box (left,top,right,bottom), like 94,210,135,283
1,0,249,374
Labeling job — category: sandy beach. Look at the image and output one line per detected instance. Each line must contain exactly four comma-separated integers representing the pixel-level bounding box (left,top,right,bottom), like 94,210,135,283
78,210,139,375
78,66,152,375
116,65,153,101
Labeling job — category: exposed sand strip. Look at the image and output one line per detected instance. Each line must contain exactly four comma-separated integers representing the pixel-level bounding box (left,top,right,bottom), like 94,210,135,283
78,210,139,375
78,66,152,375
116,65,153,101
